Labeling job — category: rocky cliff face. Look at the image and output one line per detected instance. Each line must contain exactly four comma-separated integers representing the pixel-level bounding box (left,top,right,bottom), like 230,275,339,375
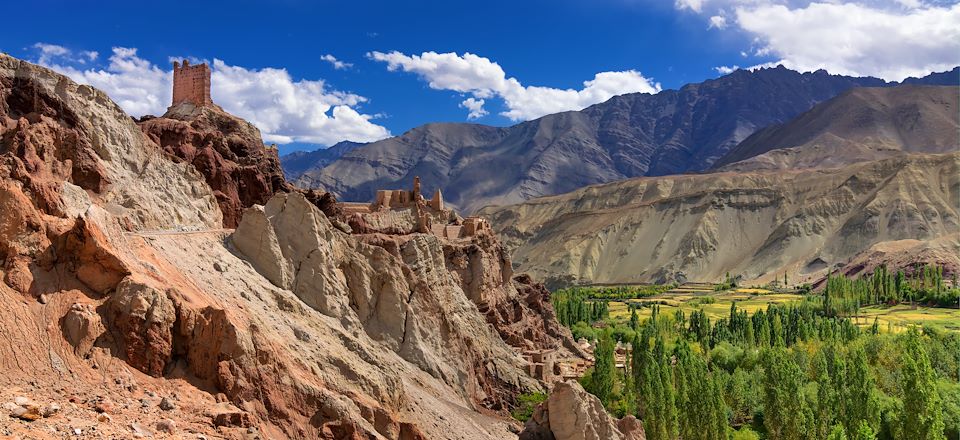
0,54,577,439
714,85,959,171
293,67,956,213
138,103,292,228
480,153,960,287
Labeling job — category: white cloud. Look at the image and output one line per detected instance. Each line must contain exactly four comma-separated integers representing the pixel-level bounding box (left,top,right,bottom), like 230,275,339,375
32,43,98,65
708,15,728,28
676,0,706,13
459,98,488,119
368,51,661,121
735,2,960,81
714,65,740,74
46,47,170,117
675,1,960,81
320,54,353,70
34,46,390,146
210,60,387,145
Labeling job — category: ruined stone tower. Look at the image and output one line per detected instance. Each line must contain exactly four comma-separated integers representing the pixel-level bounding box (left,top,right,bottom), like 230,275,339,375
172,59,212,107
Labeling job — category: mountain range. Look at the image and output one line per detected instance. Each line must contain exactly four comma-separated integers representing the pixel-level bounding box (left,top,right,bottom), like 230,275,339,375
287,66,958,213
477,82,959,287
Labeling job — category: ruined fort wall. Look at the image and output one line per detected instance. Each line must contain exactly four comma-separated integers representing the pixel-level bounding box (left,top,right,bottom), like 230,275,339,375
172,60,212,107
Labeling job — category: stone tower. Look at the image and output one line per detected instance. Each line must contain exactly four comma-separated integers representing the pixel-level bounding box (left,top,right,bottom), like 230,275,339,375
172,59,212,107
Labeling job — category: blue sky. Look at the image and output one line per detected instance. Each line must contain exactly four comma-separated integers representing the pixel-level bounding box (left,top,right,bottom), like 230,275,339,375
3,0,958,154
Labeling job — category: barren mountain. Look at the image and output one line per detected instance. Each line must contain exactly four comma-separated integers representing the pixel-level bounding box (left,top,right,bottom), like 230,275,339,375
479,153,960,288
294,67,956,213
0,54,581,439
714,85,959,171
281,140,365,181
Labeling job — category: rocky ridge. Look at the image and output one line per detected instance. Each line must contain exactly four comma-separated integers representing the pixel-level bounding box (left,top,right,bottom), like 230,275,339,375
714,85,959,171
138,102,293,228
281,140,364,182
0,54,581,439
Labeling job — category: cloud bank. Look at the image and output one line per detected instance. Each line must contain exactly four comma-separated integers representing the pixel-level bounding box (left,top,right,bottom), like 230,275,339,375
32,44,390,146
368,51,661,121
686,1,960,81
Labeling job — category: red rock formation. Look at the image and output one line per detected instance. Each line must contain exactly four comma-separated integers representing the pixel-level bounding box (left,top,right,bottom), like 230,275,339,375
138,104,291,227
0,55,570,440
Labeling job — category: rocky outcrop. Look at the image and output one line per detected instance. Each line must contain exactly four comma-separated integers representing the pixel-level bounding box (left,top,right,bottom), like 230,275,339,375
138,103,291,227
231,192,541,412
0,53,220,297
519,381,644,440
0,54,572,440
481,153,960,286
104,278,177,377
0,54,222,230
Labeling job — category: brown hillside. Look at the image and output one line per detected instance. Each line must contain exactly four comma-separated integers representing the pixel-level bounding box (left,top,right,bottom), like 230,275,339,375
480,153,960,288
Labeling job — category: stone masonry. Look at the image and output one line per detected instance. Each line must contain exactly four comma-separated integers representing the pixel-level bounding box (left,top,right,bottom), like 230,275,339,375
340,176,490,240
172,60,212,107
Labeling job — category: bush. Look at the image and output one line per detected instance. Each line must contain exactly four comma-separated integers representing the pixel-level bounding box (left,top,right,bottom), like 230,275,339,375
731,426,761,440
511,392,547,422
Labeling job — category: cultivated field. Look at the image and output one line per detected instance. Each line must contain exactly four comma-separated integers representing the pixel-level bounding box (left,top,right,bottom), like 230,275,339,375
604,285,959,332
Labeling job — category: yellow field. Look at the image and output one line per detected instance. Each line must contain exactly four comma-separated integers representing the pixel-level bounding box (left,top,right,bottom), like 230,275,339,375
607,290,803,321
605,290,960,332
735,288,772,294
856,304,960,332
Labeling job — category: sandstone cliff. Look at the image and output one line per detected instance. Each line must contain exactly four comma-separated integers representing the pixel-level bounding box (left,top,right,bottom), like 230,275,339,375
480,153,960,287
0,54,578,439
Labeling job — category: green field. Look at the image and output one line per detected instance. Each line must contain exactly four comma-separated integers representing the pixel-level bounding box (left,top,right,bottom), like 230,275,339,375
606,289,960,332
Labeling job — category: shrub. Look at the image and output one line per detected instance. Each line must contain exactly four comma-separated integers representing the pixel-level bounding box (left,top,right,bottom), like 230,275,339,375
511,392,547,422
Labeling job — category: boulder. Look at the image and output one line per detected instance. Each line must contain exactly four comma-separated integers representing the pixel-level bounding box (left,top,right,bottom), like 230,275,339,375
520,381,642,440
104,278,177,376
617,415,646,440
62,303,105,357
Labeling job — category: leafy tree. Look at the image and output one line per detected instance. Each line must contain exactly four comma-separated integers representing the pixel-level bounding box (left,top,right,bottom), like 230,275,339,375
511,392,546,422
761,349,811,440
586,329,616,405
844,346,879,435
852,420,876,440
899,329,945,440
828,424,849,440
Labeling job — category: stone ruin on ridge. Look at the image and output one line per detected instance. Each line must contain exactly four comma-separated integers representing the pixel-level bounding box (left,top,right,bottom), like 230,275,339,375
172,59,213,107
340,176,490,240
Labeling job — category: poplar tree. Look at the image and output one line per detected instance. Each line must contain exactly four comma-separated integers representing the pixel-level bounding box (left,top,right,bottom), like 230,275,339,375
899,329,945,440
587,329,616,406
844,346,879,435
762,349,811,440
